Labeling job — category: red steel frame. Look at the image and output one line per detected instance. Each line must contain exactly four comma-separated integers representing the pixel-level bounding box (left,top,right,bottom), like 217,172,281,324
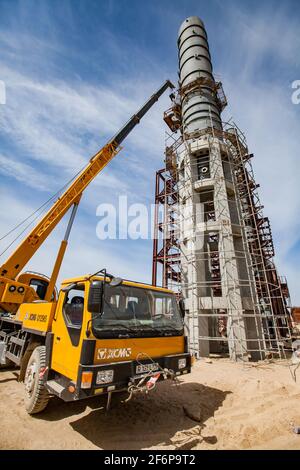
152,168,181,290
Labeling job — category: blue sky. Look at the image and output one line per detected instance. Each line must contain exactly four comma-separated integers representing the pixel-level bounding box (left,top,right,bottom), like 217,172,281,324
0,0,300,302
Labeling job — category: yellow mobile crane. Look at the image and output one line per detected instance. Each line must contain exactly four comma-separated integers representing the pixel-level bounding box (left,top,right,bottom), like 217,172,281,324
0,80,192,414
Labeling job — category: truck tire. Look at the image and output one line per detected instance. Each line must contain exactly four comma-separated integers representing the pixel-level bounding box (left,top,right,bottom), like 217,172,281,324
24,346,49,414
19,341,41,382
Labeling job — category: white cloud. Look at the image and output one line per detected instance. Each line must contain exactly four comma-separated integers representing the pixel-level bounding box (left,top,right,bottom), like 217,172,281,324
0,61,170,209
224,79,300,249
0,153,50,191
217,5,300,302
0,186,152,286
0,1,299,304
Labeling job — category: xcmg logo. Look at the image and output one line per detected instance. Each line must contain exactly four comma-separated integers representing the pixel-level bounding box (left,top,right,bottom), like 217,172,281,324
97,347,132,360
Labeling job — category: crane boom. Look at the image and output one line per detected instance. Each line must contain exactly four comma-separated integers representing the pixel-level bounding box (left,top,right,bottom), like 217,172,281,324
0,80,174,281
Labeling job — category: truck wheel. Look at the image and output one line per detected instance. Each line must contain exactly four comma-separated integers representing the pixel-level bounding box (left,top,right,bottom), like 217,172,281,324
24,346,49,414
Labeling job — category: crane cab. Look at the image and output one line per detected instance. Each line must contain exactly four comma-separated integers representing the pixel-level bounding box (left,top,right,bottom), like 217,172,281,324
0,272,57,314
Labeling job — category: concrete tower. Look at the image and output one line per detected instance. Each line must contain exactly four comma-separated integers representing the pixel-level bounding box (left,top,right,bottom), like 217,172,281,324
153,16,292,361
177,16,264,361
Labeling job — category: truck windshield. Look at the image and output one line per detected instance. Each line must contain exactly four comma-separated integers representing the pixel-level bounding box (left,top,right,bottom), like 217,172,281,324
92,284,183,338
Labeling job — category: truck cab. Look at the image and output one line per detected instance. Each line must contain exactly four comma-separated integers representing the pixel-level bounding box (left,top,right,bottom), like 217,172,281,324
0,274,191,414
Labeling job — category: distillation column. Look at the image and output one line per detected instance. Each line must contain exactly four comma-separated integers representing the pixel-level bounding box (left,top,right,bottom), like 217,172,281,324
177,16,263,361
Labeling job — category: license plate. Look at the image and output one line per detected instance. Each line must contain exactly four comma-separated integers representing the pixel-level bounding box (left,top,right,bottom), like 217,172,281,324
136,363,159,374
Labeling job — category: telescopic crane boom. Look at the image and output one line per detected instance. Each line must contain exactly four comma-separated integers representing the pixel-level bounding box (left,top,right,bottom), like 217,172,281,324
0,80,174,311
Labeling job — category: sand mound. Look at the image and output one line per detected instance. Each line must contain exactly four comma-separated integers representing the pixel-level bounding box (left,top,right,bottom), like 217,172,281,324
0,359,300,449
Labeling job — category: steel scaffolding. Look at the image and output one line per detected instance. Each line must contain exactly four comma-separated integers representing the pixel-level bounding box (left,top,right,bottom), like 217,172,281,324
152,118,292,360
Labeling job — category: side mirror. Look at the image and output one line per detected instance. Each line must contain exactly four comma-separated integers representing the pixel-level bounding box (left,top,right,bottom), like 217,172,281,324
178,299,186,319
110,277,123,288
88,280,103,314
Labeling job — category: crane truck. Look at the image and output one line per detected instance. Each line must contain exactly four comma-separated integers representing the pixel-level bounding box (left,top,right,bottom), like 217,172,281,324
0,80,192,414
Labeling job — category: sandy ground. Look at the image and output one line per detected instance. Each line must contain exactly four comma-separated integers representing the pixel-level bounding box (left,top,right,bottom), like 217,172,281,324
1,358,300,450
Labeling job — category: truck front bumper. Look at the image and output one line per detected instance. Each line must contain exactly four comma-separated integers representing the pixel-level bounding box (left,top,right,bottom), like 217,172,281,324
75,352,192,400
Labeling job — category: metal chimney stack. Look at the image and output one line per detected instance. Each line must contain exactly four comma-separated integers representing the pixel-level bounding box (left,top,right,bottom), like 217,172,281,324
178,16,222,133
177,16,263,361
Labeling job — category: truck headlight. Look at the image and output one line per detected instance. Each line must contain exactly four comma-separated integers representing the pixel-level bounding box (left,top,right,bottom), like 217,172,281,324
178,358,186,370
96,369,114,384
